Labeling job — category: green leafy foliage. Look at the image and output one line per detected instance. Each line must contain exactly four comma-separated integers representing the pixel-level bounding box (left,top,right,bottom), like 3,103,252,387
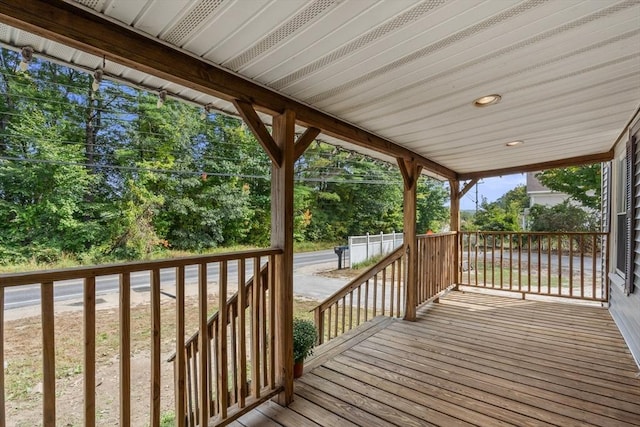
529,201,598,232
0,49,451,265
471,185,529,231
535,165,600,210
293,318,317,363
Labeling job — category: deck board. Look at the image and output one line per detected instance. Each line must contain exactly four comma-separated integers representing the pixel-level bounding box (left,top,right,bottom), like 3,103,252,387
236,291,640,426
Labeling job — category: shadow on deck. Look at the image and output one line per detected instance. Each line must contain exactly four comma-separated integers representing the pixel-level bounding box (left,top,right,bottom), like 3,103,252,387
230,291,640,427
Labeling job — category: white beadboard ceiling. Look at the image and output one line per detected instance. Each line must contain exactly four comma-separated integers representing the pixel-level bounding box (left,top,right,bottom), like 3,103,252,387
1,0,639,179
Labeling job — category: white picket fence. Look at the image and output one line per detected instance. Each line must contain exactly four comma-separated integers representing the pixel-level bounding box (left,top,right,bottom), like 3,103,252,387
348,231,404,266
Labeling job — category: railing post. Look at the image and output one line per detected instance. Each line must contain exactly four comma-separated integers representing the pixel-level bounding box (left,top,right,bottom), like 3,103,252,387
271,110,295,405
398,159,421,321
313,307,324,345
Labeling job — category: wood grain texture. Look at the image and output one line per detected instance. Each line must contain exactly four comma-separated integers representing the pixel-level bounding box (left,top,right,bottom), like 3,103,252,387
175,266,186,427
84,277,96,427
231,291,640,427
41,282,55,427
119,273,131,427
150,269,161,426
272,110,296,405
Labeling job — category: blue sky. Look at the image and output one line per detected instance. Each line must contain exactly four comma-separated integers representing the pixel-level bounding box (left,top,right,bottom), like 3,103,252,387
458,173,525,211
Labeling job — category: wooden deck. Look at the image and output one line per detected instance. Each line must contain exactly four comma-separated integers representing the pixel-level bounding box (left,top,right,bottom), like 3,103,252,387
230,291,640,427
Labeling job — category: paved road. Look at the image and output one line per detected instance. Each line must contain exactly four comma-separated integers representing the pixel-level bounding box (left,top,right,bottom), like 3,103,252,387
4,249,339,310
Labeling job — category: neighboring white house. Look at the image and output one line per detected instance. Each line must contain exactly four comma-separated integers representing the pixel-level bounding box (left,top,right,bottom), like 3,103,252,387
526,172,570,207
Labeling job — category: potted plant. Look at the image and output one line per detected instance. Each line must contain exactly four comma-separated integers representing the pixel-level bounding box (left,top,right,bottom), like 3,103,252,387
292,318,317,378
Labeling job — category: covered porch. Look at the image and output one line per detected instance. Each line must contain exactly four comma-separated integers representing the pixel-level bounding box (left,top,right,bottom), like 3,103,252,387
0,1,638,426
233,290,640,427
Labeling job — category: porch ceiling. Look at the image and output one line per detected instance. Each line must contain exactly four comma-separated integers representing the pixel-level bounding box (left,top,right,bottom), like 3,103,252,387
0,0,639,179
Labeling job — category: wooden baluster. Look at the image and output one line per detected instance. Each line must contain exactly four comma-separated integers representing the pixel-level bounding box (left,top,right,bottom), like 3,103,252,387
537,236,542,293
175,266,186,427
260,271,268,388
314,307,324,345
198,263,209,424
381,268,386,315
327,306,332,340
151,269,161,427
397,258,403,317
580,235,585,298
474,232,479,286
356,286,362,326
251,257,261,398
0,287,5,426
499,234,504,289
84,277,96,427
119,273,131,427
348,292,354,330
191,341,199,425
269,256,276,389
333,302,338,338
237,259,247,406
547,235,552,294
569,235,574,298
341,296,346,335
364,281,369,322
42,281,55,427
185,344,193,426
209,321,216,416
372,275,378,316
592,234,597,300
390,260,395,317
558,235,563,295
483,233,487,286
218,261,228,419
229,303,237,406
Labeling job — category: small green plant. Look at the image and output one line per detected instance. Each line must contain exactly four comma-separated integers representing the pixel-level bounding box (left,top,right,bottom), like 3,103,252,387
159,411,175,427
293,318,317,363
352,254,385,270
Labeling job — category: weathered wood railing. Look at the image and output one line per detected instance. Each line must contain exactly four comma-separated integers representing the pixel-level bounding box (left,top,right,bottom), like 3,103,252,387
312,246,405,345
416,232,457,306
170,261,274,426
459,231,608,301
0,248,282,427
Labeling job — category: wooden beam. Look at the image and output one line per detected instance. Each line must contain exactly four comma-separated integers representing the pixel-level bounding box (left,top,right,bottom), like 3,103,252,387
271,110,295,405
294,127,321,161
458,151,613,181
459,179,478,199
398,159,422,322
233,100,282,167
0,0,455,180
84,277,96,427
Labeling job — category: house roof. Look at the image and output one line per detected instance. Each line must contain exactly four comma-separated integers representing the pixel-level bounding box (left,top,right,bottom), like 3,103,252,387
0,0,638,180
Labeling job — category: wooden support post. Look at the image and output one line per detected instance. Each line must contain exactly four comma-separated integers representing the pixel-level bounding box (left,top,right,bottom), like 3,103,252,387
449,179,461,284
398,159,422,322
271,109,295,405
175,266,186,427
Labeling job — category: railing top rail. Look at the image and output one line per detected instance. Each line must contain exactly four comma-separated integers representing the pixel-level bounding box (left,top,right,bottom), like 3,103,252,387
0,247,282,287
314,245,405,313
417,231,457,239
460,231,607,236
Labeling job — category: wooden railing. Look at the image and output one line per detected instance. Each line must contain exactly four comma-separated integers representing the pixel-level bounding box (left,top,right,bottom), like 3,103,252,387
416,232,457,306
0,248,282,427
312,246,405,345
459,231,608,302
171,261,275,426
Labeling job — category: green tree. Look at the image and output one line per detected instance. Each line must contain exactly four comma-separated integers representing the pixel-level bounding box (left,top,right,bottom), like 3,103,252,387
473,185,529,231
535,165,600,210
529,201,598,232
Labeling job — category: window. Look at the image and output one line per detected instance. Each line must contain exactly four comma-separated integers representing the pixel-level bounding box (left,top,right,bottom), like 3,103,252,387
616,156,627,275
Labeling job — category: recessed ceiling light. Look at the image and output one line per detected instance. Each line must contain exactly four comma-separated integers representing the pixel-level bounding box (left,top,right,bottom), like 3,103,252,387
506,140,524,147
473,94,501,107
